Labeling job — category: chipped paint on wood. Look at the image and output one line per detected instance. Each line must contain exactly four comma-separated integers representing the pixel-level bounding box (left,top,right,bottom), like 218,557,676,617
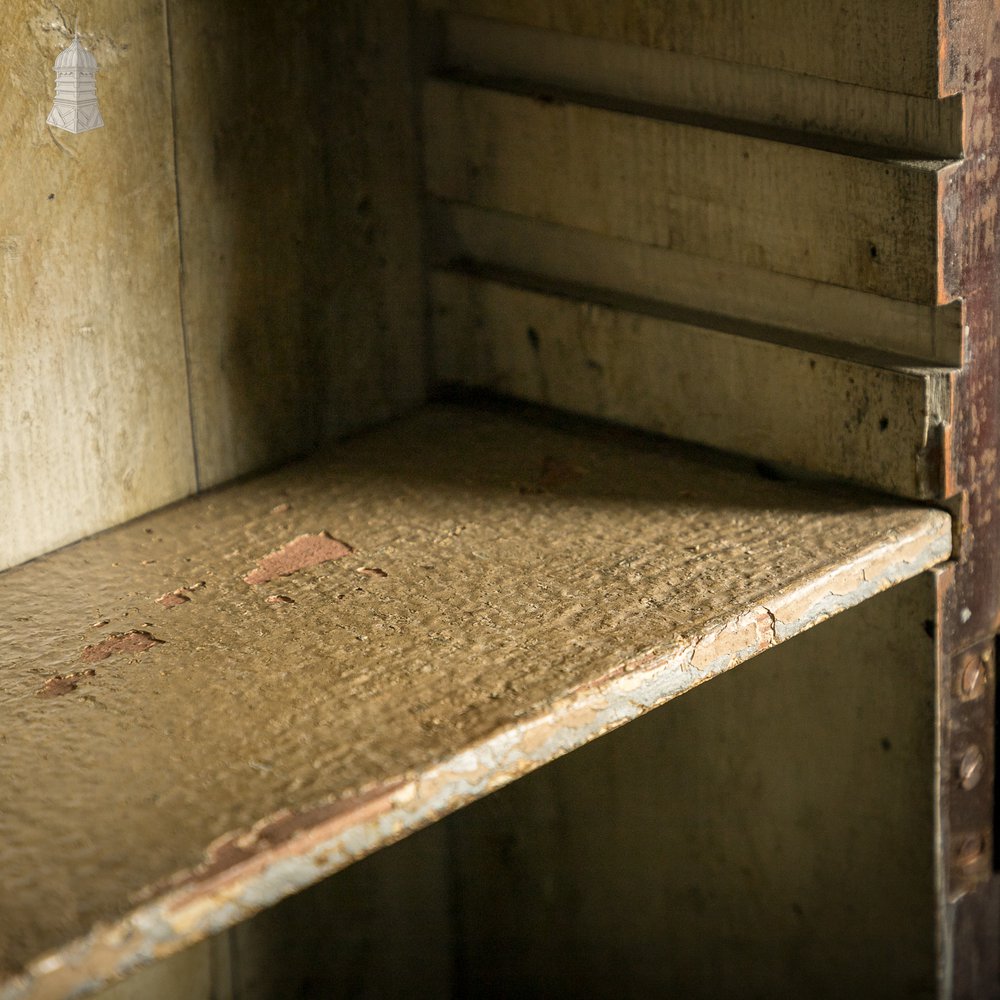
36,669,97,699
80,630,164,664
243,533,354,586
0,405,950,999
156,591,191,609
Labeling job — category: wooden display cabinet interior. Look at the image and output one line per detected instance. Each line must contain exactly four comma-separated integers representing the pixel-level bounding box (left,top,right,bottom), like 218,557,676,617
1,1,993,997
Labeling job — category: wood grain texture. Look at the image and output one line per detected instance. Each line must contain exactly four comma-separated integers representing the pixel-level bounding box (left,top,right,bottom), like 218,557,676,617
424,79,955,305
421,0,942,97
169,0,427,489
442,14,964,158
444,574,938,997
0,1,196,572
432,273,954,498
0,403,950,999
431,203,965,366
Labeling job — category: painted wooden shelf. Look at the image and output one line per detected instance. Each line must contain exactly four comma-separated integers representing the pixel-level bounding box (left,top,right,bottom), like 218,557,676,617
0,402,951,999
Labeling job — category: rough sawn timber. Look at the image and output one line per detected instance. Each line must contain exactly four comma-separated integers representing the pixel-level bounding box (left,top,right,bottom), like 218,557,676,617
419,0,943,97
430,203,965,366
432,272,954,498
0,404,951,999
423,79,959,305
438,14,964,158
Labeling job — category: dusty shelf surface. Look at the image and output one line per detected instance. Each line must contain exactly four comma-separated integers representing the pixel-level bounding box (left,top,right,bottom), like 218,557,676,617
0,402,951,999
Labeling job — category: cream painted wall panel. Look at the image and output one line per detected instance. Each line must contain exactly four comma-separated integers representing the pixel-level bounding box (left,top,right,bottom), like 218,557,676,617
0,2,196,572
93,942,213,1000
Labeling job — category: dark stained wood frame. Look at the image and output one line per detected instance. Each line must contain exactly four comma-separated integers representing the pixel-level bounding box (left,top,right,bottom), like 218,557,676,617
937,3,1000,993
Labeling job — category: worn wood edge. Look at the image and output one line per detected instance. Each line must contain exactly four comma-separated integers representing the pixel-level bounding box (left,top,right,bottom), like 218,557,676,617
0,514,951,1000
441,13,965,159
430,202,966,366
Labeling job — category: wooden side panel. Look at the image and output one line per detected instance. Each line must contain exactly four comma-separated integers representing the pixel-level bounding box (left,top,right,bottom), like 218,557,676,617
0,2,196,572
421,0,942,97
170,0,427,489
432,272,951,498
443,573,939,997
424,80,950,304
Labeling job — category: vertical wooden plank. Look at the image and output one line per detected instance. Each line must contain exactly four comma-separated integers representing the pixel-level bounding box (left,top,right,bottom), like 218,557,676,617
443,575,938,997
226,821,455,1000
0,1,196,571
91,942,213,1000
169,0,427,489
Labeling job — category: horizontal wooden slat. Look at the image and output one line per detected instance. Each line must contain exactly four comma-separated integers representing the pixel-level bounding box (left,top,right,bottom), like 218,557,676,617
421,0,943,97
431,272,954,497
424,80,957,305
0,404,950,999
431,203,964,366
441,14,964,158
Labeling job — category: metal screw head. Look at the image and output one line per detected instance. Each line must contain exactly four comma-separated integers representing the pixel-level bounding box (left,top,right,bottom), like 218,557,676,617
956,833,987,870
960,652,989,700
959,745,986,790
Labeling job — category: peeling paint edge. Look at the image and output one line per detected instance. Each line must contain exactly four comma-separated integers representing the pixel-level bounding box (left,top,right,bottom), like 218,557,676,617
0,513,952,1000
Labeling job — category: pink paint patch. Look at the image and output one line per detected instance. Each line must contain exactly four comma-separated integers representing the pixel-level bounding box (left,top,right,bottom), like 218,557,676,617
37,668,97,698
157,590,191,609
244,532,354,586
81,630,164,663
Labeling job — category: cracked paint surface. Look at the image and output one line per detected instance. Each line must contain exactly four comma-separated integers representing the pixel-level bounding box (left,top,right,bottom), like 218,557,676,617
0,404,951,999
